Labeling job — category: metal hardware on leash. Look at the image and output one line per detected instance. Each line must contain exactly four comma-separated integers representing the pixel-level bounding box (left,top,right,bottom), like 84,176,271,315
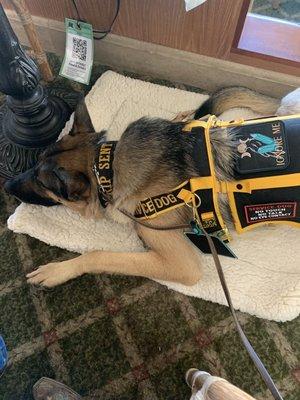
184,193,201,209
191,194,202,226
92,165,105,193
215,226,231,243
93,164,112,202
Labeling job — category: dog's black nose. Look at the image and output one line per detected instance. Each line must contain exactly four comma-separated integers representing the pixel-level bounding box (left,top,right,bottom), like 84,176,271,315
4,171,58,206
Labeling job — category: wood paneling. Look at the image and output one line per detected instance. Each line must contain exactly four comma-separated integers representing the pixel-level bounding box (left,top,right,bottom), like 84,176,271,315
2,0,245,58
3,0,299,76
229,50,300,77
3,0,118,30
111,0,245,58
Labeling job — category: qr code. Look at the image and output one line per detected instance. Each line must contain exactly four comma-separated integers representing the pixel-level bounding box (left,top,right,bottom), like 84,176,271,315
72,37,87,61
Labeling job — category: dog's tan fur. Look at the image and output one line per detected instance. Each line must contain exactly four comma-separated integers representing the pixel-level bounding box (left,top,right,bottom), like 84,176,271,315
6,86,296,288
24,135,203,287
27,129,203,286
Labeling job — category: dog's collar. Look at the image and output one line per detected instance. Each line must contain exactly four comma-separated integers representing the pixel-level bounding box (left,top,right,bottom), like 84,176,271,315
93,141,117,208
134,114,300,238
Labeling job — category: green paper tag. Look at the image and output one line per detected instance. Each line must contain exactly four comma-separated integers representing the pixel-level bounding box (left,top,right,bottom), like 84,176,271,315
59,18,93,85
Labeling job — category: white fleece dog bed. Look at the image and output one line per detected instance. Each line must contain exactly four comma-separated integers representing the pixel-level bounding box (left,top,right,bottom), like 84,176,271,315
8,71,300,322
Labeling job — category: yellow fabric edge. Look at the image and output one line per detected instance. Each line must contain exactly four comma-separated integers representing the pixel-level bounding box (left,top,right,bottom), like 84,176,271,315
225,173,300,193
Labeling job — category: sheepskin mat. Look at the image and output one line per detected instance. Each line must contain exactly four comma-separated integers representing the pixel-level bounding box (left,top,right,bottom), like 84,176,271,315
7,71,300,323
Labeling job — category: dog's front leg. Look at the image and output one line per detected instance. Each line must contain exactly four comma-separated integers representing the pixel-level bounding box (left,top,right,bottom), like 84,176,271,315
26,257,84,287
27,215,203,288
26,248,193,288
25,250,169,287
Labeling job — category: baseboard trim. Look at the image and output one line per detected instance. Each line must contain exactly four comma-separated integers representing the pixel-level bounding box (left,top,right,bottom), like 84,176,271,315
6,9,300,97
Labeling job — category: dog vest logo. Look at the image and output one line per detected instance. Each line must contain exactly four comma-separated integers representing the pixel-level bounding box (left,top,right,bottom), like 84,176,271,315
235,120,289,174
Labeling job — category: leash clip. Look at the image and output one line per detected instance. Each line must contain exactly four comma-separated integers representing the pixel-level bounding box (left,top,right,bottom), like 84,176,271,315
184,193,201,209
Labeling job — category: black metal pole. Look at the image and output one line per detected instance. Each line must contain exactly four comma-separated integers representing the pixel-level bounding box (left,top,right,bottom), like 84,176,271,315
0,4,72,179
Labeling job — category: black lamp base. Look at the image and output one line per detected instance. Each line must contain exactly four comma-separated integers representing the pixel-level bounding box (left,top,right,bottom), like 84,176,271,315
0,94,71,179
0,4,79,180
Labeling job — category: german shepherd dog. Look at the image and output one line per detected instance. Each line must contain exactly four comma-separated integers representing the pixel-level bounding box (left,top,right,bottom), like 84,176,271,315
4,87,296,288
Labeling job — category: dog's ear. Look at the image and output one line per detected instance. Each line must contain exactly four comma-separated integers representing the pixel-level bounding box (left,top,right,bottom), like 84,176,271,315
70,97,95,135
39,136,73,159
52,167,90,201
39,133,87,160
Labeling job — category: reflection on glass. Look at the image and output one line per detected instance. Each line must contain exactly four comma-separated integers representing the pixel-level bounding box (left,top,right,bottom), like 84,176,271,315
251,0,300,24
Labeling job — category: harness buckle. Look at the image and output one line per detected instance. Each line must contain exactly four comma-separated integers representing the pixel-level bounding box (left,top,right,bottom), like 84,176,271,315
93,164,106,194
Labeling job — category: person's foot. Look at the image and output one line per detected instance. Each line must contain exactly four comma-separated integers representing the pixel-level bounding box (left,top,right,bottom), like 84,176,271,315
33,377,82,400
185,368,210,393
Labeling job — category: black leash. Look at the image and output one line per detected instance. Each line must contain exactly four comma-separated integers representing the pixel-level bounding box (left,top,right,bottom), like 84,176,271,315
196,215,284,400
118,198,284,399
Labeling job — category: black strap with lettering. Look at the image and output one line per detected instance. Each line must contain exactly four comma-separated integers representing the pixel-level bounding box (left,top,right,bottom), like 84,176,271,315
93,141,117,208
134,181,191,219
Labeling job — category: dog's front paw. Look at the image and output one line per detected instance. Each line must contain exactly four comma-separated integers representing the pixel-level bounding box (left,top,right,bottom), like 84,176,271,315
26,260,82,287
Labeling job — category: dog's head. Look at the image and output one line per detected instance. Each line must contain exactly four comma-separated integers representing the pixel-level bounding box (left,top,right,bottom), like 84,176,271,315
4,100,102,217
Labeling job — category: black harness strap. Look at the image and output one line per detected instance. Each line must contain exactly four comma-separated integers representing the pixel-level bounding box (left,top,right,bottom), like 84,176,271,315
93,141,117,208
134,180,192,219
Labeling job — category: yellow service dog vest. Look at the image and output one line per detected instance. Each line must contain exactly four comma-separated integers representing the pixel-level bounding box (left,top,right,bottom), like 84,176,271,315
134,114,300,238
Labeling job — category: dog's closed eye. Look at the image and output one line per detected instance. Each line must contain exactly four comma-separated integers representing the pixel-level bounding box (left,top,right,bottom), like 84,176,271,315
37,166,90,202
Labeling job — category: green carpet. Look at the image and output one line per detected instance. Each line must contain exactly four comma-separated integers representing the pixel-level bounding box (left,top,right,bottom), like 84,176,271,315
0,53,299,400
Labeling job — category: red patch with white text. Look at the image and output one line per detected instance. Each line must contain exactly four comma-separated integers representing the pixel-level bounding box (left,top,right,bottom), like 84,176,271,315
245,202,297,224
